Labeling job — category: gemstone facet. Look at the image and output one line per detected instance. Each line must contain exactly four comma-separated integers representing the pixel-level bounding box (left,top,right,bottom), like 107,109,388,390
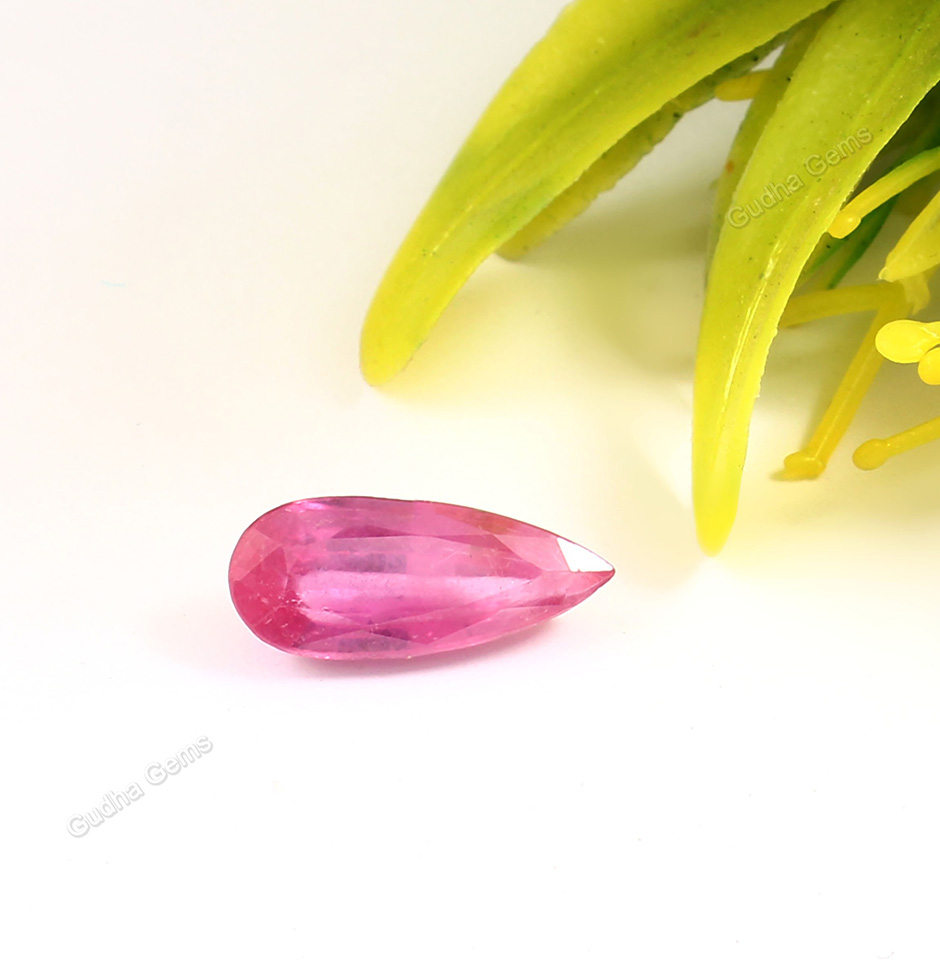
228,497,614,659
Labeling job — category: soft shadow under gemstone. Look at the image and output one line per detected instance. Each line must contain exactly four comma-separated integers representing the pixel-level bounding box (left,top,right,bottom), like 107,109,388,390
228,496,614,660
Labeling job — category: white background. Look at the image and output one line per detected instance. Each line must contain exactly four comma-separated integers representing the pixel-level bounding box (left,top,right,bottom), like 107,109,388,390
4,2,940,957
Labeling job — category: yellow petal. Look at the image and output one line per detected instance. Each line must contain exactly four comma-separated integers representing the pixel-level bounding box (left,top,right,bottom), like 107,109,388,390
360,0,835,384
694,0,940,554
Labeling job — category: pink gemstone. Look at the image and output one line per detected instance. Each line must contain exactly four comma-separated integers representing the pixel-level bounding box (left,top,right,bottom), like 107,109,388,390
229,497,614,659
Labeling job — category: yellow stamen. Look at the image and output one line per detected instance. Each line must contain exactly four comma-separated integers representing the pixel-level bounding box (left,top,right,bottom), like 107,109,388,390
830,144,940,239
875,318,940,364
779,284,893,329
919,346,940,385
781,318,886,478
714,70,771,101
882,197,940,284
896,174,940,216
780,284,907,480
854,416,940,470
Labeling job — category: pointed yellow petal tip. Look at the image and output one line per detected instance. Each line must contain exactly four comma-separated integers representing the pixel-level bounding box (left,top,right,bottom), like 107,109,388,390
359,348,399,387
693,481,737,556
695,514,732,557
359,335,410,387
360,299,423,385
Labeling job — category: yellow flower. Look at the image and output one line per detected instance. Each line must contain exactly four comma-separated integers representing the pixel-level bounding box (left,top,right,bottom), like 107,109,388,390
358,0,940,552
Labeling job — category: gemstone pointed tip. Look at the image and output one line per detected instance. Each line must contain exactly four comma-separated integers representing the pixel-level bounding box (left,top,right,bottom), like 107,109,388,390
556,536,614,576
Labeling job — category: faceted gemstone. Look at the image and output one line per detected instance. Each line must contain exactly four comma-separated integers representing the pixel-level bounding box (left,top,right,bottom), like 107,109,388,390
229,497,614,659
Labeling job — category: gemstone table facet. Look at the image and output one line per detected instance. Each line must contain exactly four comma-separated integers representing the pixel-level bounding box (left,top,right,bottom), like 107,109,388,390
228,497,614,660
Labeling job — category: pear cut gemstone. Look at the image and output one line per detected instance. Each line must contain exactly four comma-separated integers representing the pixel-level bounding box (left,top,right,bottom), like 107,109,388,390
228,497,614,659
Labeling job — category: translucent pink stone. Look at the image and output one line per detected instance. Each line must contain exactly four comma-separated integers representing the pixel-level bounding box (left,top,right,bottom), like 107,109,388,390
228,497,614,659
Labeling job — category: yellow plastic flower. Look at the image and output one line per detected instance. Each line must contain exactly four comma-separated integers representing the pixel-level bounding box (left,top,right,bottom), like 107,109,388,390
358,0,940,552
